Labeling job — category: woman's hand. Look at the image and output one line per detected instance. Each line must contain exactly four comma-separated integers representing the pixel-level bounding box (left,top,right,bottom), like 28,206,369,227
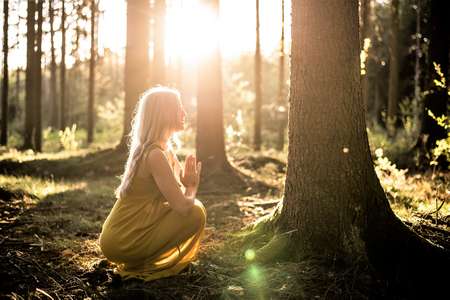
180,154,202,189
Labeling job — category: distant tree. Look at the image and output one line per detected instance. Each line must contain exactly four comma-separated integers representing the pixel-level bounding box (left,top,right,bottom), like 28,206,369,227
120,0,150,147
263,0,449,296
34,0,43,152
60,0,67,130
413,0,421,104
49,0,58,128
152,0,166,85
276,0,286,151
24,0,36,150
196,0,229,173
387,0,399,137
253,0,262,151
1,0,9,145
359,0,371,114
87,0,97,144
417,0,449,161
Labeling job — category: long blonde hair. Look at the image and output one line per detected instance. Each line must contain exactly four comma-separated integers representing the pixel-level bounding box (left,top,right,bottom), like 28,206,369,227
116,86,181,198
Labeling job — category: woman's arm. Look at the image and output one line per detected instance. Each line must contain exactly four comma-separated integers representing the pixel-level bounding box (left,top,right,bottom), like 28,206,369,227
146,149,196,215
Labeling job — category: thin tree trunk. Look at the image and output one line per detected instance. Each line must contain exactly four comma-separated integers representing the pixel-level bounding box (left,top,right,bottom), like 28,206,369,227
276,0,286,151
24,0,36,150
60,0,66,130
196,0,228,173
153,0,166,85
414,0,421,103
1,0,9,145
387,0,399,137
49,0,58,128
360,0,371,115
33,0,43,152
253,0,262,151
87,0,96,144
120,0,150,147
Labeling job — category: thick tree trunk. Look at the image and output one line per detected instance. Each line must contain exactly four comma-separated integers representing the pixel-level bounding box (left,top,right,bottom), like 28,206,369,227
278,0,448,295
87,0,96,144
120,0,150,147
387,0,399,137
253,0,262,151
33,0,43,152
153,0,166,85
24,0,36,150
60,0,66,130
1,0,9,146
276,0,286,151
49,0,58,128
196,0,228,173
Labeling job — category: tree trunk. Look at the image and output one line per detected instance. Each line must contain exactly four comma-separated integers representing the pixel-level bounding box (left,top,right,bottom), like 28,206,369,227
276,0,286,151
1,0,9,146
413,0,421,104
253,0,262,151
418,0,449,157
87,0,96,144
33,0,43,152
387,0,399,137
60,0,67,130
24,0,36,150
196,0,228,173
277,0,448,295
120,0,150,147
359,0,371,116
49,0,58,128
153,0,166,85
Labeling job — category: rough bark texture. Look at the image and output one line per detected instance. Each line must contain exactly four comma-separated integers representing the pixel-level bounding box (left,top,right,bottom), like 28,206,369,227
152,0,166,85
120,0,150,147
387,0,399,137
253,0,262,151
49,0,58,128
279,0,449,295
276,0,286,151
24,0,36,150
87,0,96,144
196,0,228,173
1,0,9,146
60,0,66,130
359,0,371,115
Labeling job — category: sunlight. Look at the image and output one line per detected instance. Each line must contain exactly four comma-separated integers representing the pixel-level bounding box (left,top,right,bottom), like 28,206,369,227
165,0,218,67
245,249,256,261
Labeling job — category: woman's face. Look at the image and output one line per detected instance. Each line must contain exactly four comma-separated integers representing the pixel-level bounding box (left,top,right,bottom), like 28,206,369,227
175,99,186,132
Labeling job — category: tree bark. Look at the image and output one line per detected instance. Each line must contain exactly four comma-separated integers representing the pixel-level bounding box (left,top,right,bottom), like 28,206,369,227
253,0,262,151
277,0,448,295
1,0,9,146
120,0,150,147
49,0,58,128
152,0,166,85
276,0,286,151
60,0,67,130
24,0,36,150
33,0,43,152
196,0,228,173
387,0,399,137
87,0,96,144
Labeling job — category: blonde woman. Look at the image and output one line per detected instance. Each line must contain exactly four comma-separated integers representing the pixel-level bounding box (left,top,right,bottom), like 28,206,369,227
99,87,206,281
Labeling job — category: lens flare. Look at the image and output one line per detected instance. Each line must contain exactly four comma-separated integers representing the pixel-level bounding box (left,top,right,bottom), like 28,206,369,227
245,249,256,261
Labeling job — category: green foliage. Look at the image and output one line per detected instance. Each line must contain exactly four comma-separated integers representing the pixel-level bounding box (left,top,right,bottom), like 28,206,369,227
58,124,80,151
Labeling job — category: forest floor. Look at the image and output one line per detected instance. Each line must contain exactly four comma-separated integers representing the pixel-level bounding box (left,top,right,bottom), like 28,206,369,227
0,146,448,299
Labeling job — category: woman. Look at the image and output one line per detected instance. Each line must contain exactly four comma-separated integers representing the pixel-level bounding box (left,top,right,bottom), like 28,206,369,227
99,87,206,281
